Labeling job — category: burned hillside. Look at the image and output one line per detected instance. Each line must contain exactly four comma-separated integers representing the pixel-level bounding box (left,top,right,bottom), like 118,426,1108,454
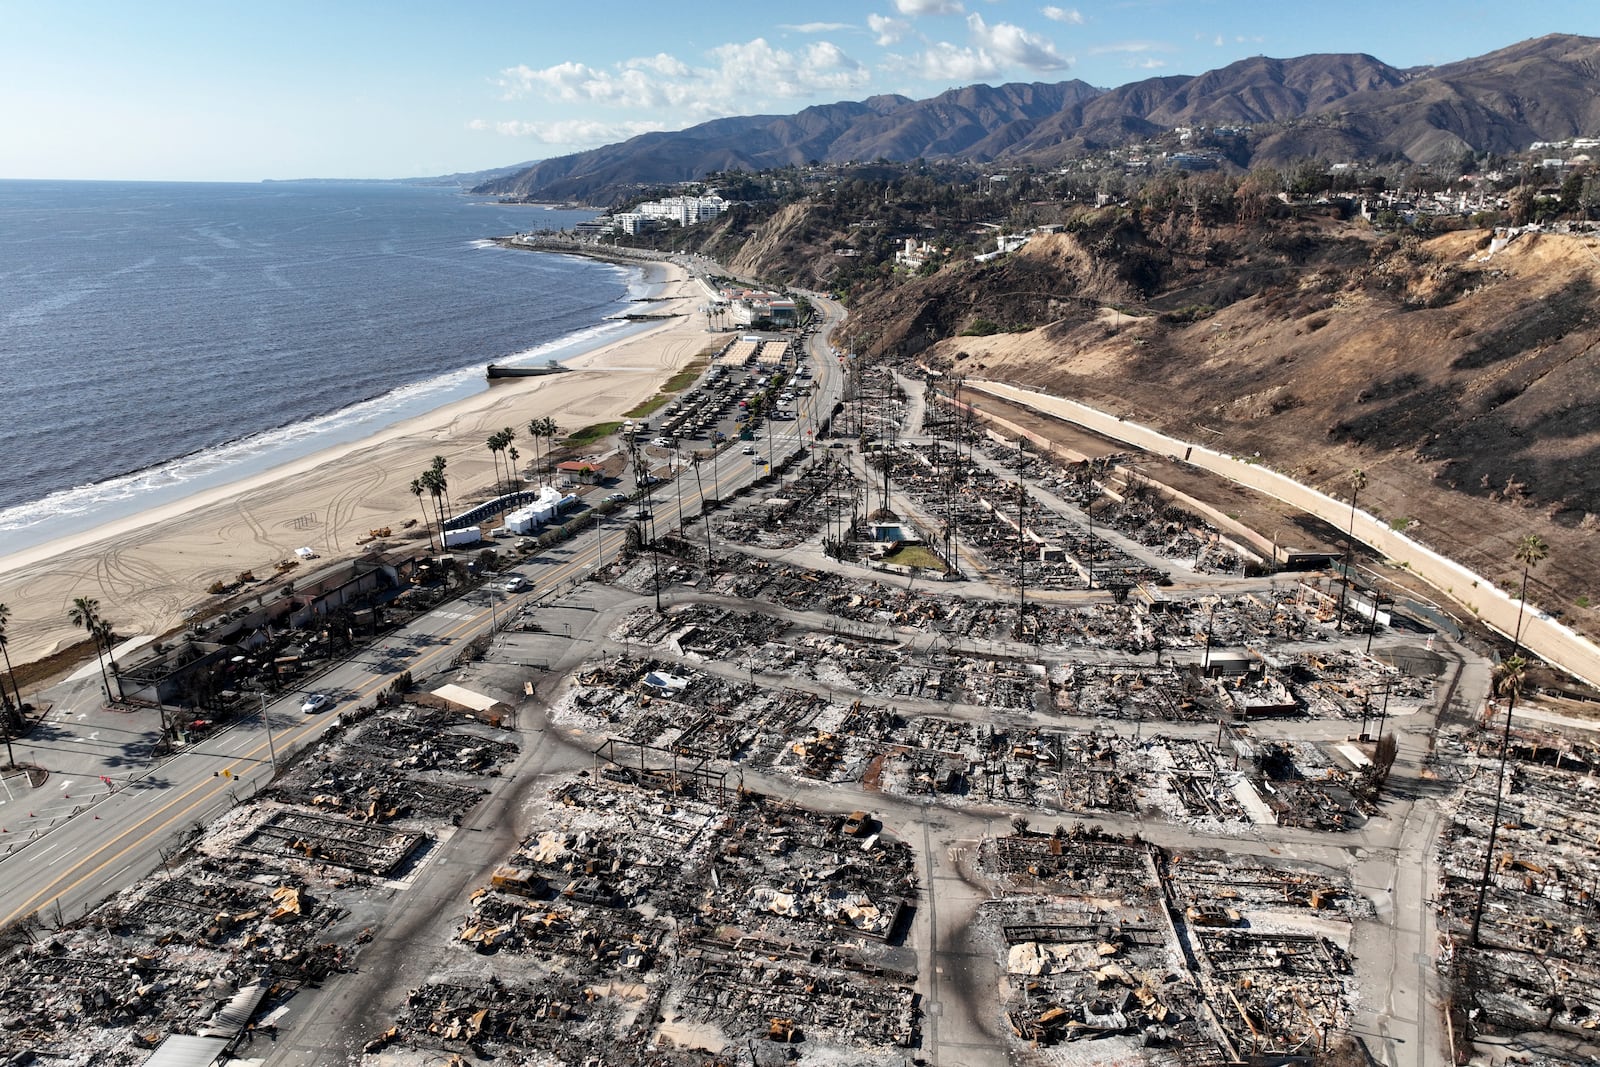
840,222,1600,643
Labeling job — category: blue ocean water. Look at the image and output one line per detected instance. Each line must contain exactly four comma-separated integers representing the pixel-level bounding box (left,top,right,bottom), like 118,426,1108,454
0,180,636,550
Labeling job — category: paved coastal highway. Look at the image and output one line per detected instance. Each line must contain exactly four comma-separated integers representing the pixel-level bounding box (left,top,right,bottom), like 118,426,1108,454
0,298,846,930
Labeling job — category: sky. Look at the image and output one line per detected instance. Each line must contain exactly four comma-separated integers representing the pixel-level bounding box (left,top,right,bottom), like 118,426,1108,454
2,0,1596,182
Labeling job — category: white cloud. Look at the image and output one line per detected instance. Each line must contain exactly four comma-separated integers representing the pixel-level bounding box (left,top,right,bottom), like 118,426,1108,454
893,0,964,15
1041,6,1084,24
1088,40,1175,56
468,117,666,145
966,13,1068,70
781,22,852,33
902,11,1069,83
916,41,1000,81
707,38,869,99
495,38,870,123
624,53,691,77
867,13,911,46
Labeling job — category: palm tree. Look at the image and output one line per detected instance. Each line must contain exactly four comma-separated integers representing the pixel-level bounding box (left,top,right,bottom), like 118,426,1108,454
1335,468,1367,630
1509,533,1548,658
68,596,111,700
0,603,21,707
538,417,561,480
499,428,517,494
486,433,505,498
0,602,23,733
1470,653,1529,945
92,618,120,700
409,478,437,550
526,417,545,487
421,468,449,539
0,605,14,767
429,455,452,522
507,445,521,492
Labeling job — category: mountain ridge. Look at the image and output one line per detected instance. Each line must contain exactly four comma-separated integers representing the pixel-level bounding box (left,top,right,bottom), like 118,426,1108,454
476,33,1600,204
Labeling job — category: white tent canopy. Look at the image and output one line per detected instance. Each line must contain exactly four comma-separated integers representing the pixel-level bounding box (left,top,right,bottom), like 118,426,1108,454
430,683,505,713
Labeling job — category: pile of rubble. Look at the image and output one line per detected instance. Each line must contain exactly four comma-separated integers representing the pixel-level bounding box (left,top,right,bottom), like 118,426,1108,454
0,703,517,1063
550,643,1373,833
373,780,921,1062
978,828,1358,1063
1436,736,1600,1041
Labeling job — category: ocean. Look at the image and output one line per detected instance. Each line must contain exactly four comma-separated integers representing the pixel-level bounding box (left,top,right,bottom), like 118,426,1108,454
0,180,637,552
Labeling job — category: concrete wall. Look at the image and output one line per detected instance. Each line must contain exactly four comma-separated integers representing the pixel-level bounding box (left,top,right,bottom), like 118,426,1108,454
969,380,1600,689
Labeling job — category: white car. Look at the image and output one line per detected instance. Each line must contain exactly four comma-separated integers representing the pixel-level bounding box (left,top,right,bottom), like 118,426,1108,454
301,693,332,715
502,575,530,593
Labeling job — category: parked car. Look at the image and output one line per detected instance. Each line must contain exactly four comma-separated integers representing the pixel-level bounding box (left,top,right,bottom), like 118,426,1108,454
301,693,332,715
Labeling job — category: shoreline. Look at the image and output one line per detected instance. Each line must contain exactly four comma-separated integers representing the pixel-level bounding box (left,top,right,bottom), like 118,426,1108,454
0,256,708,668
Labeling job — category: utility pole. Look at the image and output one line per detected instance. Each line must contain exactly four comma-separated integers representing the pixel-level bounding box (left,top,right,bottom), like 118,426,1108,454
673,451,685,539
648,503,663,614
1335,468,1367,631
257,692,279,772
1203,597,1220,674
1365,592,1385,654
1016,438,1028,640
1084,474,1100,590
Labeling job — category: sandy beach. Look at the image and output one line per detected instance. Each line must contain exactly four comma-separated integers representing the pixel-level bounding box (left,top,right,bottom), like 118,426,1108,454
0,257,713,668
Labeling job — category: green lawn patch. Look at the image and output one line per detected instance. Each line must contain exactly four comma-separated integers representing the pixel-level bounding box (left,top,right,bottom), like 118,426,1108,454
880,543,946,570
661,365,703,392
565,421,623,447
623,351,716,418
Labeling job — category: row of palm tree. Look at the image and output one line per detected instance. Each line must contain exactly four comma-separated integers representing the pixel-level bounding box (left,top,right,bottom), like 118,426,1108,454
408,455,452,551
413,417,562,551
67,595,118,701
485,427,518,498
527,416,560,484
